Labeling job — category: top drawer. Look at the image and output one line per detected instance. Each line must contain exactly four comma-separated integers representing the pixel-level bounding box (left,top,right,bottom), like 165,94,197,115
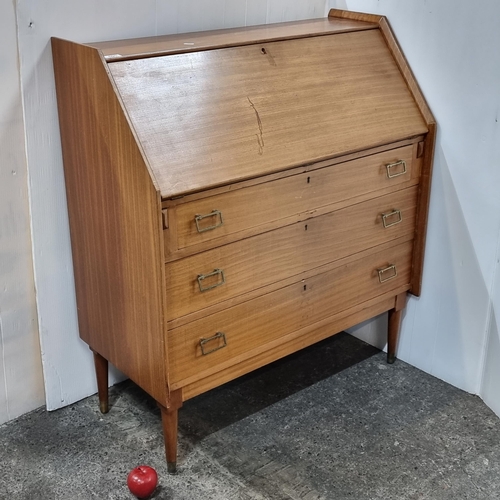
164,143,421,260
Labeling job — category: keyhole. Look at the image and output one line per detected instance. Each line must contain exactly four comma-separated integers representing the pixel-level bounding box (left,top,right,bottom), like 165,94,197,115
261,48,267,54
305,224,308,231
307,176,311,184
303,284,307,291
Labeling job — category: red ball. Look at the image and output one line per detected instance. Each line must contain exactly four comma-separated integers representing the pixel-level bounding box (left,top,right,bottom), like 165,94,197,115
127,465,158,499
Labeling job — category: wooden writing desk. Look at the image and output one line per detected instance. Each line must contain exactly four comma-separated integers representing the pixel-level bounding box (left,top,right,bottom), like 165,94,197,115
52,9,435,473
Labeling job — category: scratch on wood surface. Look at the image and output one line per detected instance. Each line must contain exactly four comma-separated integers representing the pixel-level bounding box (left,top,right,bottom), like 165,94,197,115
261,47,277,66
247,97,264,155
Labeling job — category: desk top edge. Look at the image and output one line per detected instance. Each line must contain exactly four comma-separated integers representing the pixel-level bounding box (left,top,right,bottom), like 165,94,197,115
85,17,378,62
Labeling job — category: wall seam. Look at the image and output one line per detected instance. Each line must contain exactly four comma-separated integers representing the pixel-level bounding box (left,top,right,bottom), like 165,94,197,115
479,221,500,396
0,315,10,419
14,0,46,402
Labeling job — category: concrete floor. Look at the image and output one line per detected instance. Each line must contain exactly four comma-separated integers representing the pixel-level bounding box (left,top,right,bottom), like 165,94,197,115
1,333,499,500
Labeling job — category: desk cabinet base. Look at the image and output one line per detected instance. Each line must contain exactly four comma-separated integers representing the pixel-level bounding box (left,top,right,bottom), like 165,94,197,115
93,290,408,473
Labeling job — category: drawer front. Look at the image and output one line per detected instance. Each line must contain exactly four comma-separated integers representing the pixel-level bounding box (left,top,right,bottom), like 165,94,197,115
166,185,417,320
168,144,417,255
168,239,413,385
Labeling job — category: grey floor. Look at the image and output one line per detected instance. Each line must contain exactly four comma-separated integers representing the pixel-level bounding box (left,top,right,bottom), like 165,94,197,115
1,333,499,500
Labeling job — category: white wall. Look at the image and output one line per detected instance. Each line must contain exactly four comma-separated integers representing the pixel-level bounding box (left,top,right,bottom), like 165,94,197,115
15,0,328,412
0,1,45,424
332,0,500,414
6,0,499,420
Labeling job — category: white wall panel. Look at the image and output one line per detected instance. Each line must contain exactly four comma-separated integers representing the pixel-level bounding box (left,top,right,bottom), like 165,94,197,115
330,0,500,415
176,0,224,33
16,0,327,411
246,0,269,26
223,1,247,27
0,0,45,424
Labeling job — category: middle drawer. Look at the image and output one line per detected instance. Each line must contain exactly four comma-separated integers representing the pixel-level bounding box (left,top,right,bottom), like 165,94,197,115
166,185,417,321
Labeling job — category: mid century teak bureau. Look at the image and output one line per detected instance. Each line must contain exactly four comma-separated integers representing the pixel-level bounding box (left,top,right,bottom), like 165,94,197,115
52,9,435,472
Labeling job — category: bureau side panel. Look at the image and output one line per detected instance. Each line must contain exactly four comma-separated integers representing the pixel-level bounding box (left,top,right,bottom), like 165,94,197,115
328,11,436,296
377,18,436,296
328,8,383,24
51,39,168,404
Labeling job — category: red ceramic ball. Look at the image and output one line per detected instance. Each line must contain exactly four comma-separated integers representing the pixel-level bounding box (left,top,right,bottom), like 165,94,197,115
127,465,158,499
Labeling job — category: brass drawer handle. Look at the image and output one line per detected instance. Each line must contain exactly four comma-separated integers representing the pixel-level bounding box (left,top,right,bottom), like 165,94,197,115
197,268,226,292
194,209,224,233
200,332,227,356
377,265,398,283
386,160,407,178
382,209,403,228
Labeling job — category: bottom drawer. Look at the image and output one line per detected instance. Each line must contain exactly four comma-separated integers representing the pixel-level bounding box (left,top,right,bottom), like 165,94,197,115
168,239,413,385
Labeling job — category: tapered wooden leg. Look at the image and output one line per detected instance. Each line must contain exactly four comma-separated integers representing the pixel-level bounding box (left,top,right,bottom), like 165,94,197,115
159,389,183,474
92,350,109,414
387,292,407,364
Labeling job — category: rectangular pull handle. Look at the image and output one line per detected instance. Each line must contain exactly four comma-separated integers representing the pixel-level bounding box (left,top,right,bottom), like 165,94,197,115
382,209,403,228
200,332,227,356
385,160,407,178
197,268,226,292
195,209,223,233
377,265,398,283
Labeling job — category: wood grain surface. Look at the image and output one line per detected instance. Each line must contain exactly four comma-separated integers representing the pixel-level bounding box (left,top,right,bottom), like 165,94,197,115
89,17,378,61
327,10,436,297
168,239,413,385
181,292,401,400
374,17,436,296
109,29,428,198
52,11,435,467
52,38,169,404
328,9,384,24
169,144,417,255
166,186,418,319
